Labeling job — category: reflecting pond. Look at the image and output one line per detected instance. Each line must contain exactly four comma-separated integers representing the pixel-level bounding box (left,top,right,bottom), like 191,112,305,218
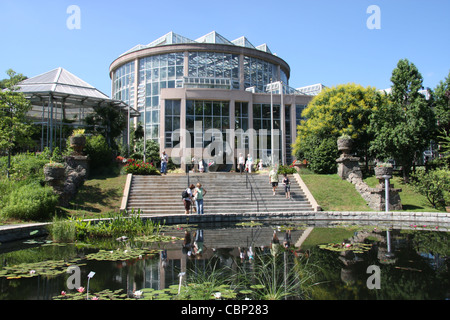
0,220,449,300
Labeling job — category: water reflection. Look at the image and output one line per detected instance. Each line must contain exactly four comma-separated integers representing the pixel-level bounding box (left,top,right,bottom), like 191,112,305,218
0,222,449,300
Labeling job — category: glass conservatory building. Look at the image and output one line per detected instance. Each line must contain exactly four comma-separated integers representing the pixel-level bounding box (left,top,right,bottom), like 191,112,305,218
109,31,314,169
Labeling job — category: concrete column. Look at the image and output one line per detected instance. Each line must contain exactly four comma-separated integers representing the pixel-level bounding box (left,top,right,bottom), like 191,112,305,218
229,99,236,168
160,98,165,149
180,96,187,170
239,54,244,90
184,51,189,77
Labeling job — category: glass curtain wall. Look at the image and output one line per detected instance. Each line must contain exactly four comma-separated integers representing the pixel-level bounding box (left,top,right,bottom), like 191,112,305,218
243,56,278,92
253,103,281,165
138,53,184,140
186,100,230,149
188,52,240,89
113,61,135,109
164,100,181,148
295,104,307,127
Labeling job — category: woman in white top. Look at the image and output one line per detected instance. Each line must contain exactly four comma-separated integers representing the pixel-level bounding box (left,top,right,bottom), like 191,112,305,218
238,153,245,174
246,154,253,173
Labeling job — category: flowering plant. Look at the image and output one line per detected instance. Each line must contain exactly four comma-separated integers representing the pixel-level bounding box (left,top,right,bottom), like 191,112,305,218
45,161,65,168
71,129,85,137
124,159,160,175
289,159,307,168
376,162,393,168
116,156,127,163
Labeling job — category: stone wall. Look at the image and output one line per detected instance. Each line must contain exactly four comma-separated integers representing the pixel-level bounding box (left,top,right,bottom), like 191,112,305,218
336,138,402,211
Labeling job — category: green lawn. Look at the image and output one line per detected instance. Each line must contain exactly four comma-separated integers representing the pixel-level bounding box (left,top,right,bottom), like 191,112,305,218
300,173,371,211
300,172,443,212
64,167,127,218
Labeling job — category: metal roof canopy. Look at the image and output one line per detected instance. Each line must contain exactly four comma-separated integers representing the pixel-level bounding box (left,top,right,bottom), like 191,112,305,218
13,67,140,152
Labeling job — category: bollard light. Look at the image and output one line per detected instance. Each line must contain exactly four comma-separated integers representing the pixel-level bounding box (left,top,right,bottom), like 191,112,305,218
87,271,95,300
382,175,391,213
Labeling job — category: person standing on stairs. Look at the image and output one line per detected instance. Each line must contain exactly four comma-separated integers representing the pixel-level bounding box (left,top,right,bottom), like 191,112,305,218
238,153,245,174
269,166,279,196
246,154,253,173
182,184,195,214
283,173,291,199
193,183,207,214
160,150,168,175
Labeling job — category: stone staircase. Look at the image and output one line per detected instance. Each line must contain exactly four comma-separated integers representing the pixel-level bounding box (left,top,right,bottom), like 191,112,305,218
125,172,314,215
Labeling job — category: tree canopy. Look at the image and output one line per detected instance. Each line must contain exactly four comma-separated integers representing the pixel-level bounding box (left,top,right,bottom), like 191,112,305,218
292,83,384,169
368,59,436,182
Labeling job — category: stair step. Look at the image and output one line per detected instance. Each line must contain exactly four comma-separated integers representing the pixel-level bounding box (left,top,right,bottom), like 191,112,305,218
124,173,313,214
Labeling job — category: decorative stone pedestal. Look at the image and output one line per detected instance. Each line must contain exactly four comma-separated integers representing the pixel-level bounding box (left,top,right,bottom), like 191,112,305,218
336,137,362,180
337,155,362,180
367,184,403,211
70,155,90,178
335,137,402,211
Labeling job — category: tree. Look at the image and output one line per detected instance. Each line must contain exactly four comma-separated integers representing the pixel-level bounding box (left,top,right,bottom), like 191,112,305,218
0,70,35,178
84,104,127,151
0,69,27,90
292,83,383,171
433,70,450,141
369,59,436,183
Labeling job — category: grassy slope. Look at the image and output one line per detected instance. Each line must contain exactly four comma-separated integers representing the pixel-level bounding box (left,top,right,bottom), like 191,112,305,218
300,172,443,212
64,167,127,218
300,173,370,211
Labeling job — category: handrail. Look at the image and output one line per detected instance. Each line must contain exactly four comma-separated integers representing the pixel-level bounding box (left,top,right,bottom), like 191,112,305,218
245,171,259,212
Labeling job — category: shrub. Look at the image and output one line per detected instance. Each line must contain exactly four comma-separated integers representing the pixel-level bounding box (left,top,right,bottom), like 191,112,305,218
0,152,49,182
307,137,339,174
411,168,450,209
84,135,114,170
1,182,59,221
277,165,297,175
124,159,160,175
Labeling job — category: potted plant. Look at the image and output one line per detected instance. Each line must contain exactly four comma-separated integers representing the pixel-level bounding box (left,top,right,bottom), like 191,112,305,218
44,161,66,181
291,159,307,172
70,129,86,155
374,162,393,179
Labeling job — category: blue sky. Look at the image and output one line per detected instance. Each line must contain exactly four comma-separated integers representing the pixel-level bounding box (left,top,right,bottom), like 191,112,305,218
1,0,449,96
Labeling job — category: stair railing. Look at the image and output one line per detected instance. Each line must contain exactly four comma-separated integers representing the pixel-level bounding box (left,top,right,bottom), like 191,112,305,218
245,171,259,212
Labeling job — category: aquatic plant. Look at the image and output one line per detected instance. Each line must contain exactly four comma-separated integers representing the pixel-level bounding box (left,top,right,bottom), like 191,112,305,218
0,258,83,279
84,248,160,261
318,242,372,253
236,221,263,227
53,288,128,300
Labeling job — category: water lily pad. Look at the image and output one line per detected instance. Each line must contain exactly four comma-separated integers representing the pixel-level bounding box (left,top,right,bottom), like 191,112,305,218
318,242,372,253
0,258,82,280
84,248,158,261
236,221,263,227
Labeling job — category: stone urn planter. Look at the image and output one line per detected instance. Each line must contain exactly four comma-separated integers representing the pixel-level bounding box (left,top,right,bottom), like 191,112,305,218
337,136,353,155
374,164,393,179
292,159,307,172
44,163,66,188
70,129,86,155
70,135,86,154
